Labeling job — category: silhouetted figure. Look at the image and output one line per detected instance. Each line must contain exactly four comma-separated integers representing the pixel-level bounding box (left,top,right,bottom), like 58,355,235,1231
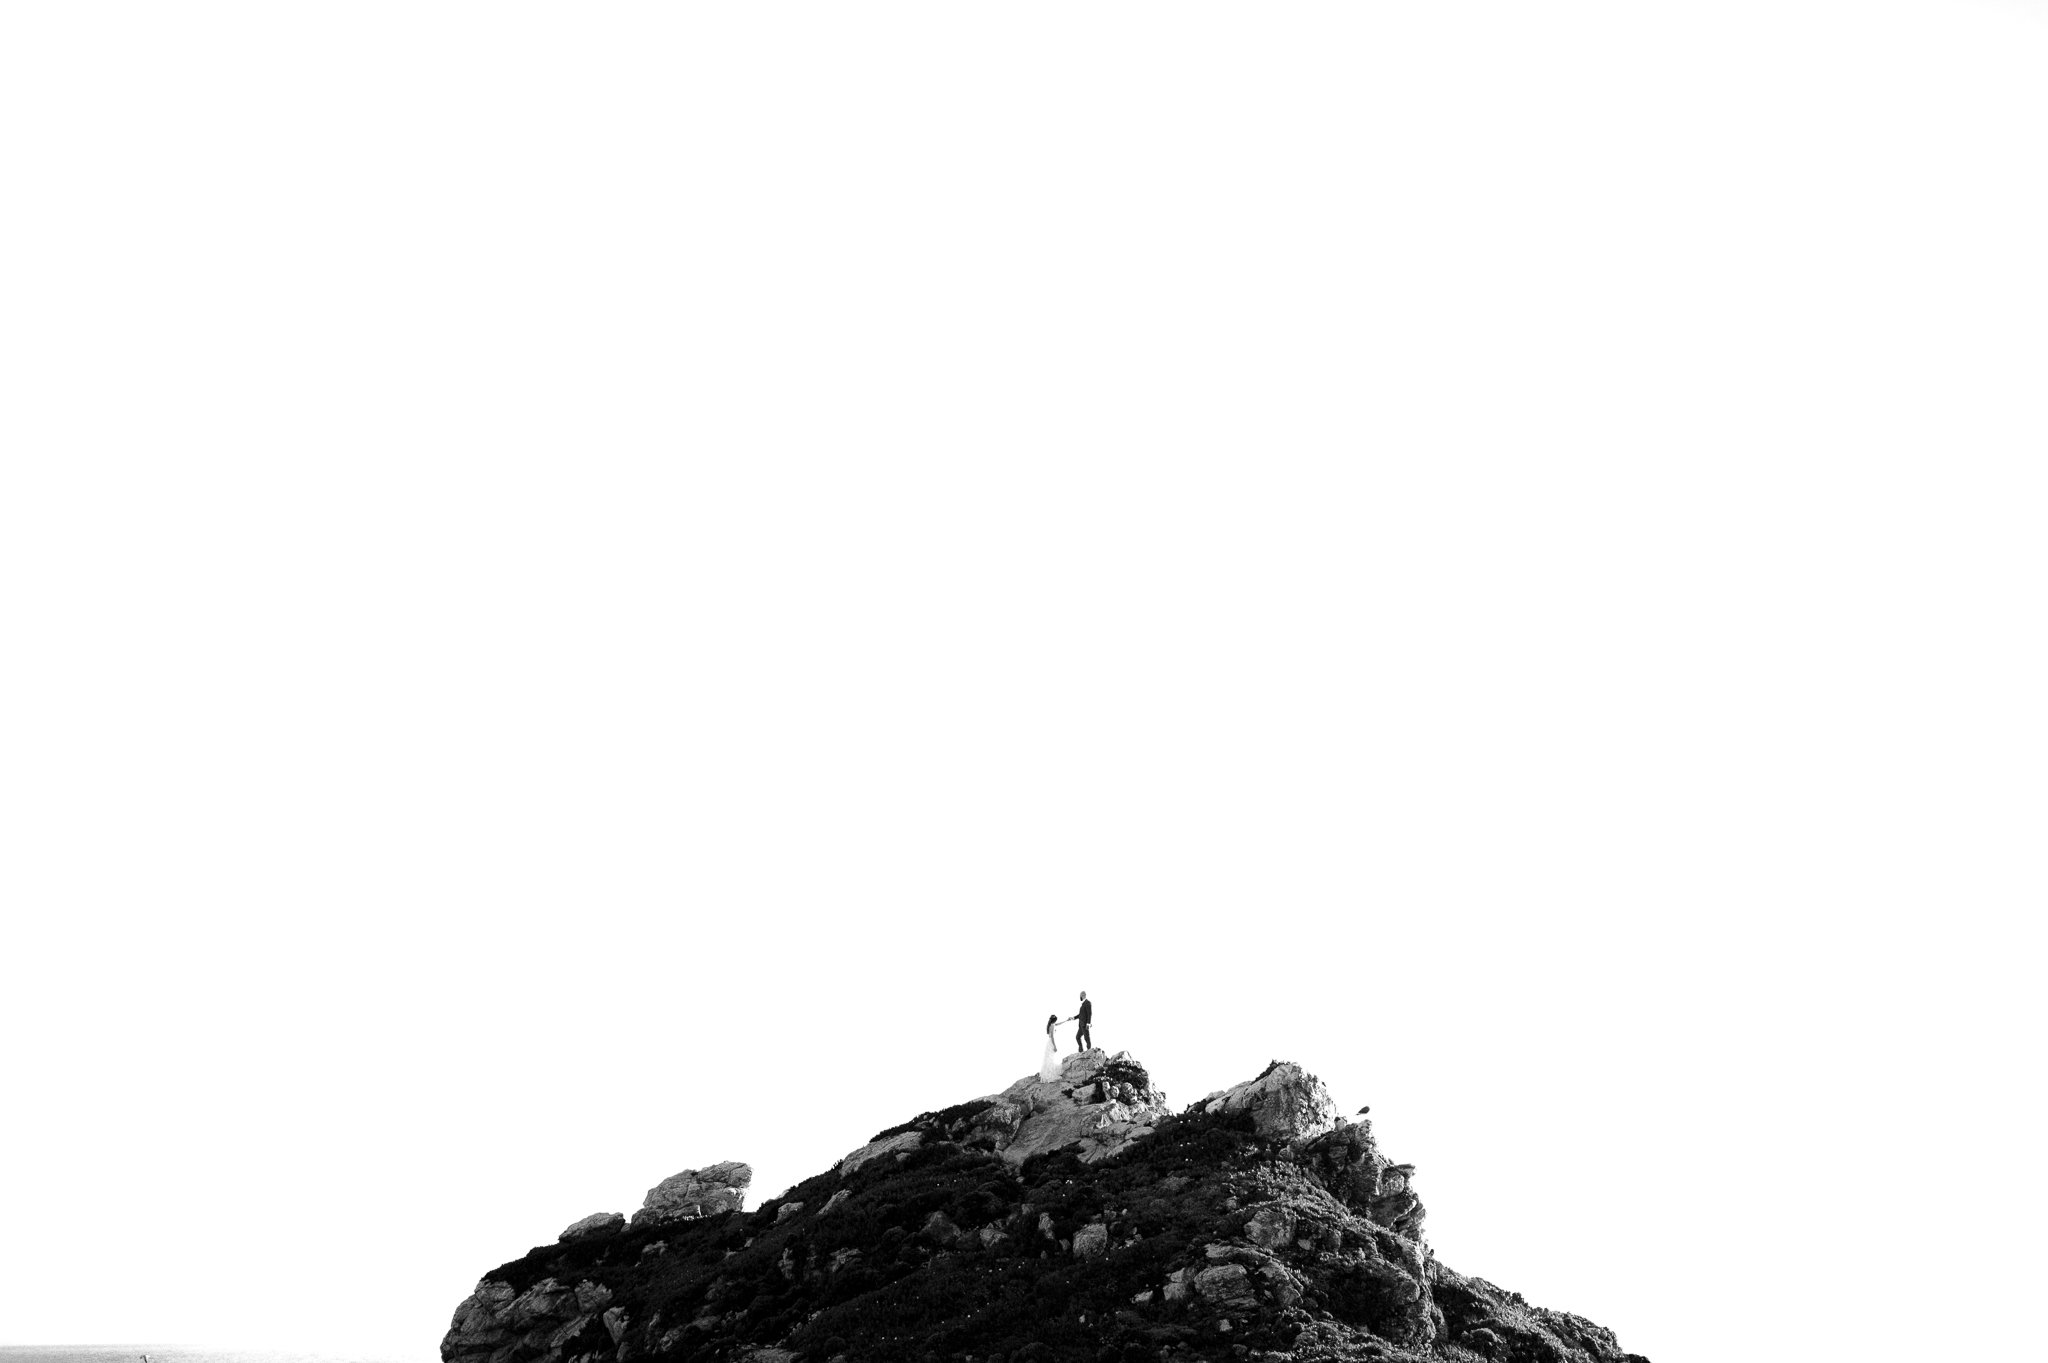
1066,991,1093,1051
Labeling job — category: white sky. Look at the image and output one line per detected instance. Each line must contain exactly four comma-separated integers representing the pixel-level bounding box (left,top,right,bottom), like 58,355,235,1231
3,4,2044,1362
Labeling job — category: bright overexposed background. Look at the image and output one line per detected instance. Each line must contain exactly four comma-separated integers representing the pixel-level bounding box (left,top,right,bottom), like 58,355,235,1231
3,4,2044,1362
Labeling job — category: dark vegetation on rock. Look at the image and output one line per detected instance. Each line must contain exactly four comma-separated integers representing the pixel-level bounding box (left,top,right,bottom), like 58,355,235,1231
444,1056,1647,1363
867,1099,1001,1146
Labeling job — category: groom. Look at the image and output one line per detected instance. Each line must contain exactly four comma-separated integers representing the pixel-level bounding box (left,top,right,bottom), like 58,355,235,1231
1066,991,1093,1052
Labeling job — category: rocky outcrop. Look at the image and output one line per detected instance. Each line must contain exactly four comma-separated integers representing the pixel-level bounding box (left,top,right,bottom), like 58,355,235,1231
557,1212,624,1243
442,1276,620,1363
974,1049,1172,1166
1301,1118,1428,1239
631,1161,750,1226
442,1053,1646,1363
834,1129,924,1175
829,1050,1171,1176
1194,1060,1338,1143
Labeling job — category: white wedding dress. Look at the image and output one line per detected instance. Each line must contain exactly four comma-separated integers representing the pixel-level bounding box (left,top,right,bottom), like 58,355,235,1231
1040,1025,1063,1082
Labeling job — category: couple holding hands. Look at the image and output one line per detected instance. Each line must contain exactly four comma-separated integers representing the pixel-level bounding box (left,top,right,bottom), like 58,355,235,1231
1039,991,1094,1081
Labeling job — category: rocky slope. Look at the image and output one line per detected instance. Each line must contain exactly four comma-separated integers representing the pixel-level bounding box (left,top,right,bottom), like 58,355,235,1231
444,1052,1646,1363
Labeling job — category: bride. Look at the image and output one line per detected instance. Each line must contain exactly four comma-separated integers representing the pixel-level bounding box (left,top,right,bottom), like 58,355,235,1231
1040,1012,1065,1081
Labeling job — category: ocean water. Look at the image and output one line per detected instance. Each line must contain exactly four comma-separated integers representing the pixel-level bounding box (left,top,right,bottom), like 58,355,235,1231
2,1347,423,1363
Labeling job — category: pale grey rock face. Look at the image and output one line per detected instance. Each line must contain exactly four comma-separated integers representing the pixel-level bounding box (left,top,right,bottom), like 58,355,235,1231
1298,1120,1428,1240
818,1051,1171,1187
544,1312,594,1351
836,1128,923,1175
1193,1262,1260,1311
774,1201,805,1222
1259,1263,1304,1308
634,1161,752,1225
444,1274,630,1363
1201,1240,1302,1309
442,1279,516,1354
1195,1061,1337,1143
558,1211,624,1242
1071,1222,1109,1258
504,1278,574,1328
1243,1203,1296,1250
970,1050,1171,1167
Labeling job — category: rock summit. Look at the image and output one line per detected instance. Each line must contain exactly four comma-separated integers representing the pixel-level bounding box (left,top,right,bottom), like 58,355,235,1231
443,1052,1646,1363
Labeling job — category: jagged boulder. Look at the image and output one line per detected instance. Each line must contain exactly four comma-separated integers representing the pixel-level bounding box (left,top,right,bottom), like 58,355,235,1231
1243,1202,1296,1250
442,1279,517,1359
633,1160,751,1226
1301,1119,1427,1238
1193,1261,1260,1311
1195,1060,1338,1143
443,1275,622,1363
557,1211,624,1242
